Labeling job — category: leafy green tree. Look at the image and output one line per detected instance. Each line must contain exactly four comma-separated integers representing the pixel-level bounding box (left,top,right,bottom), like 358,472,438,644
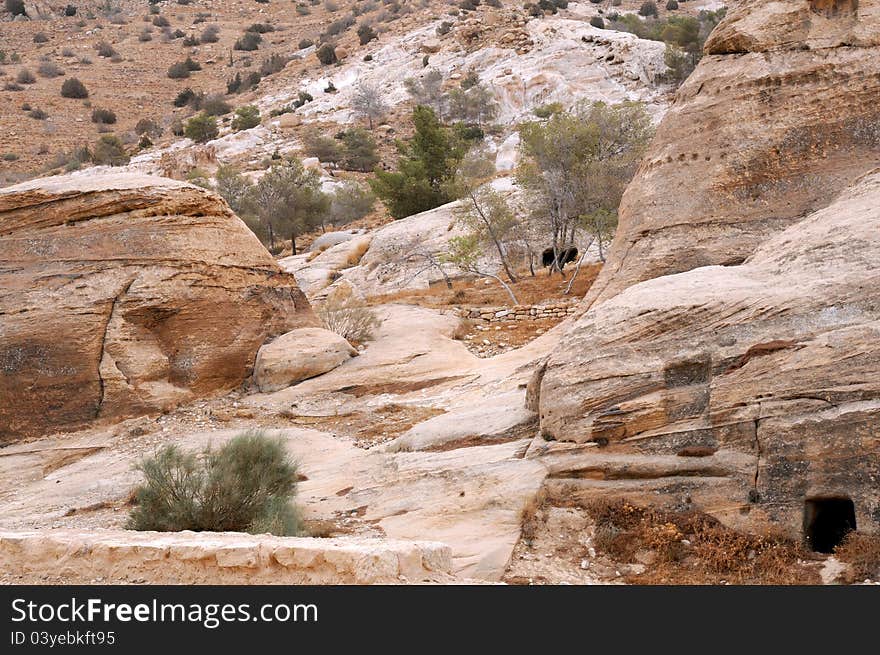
243,158,329,254
369,106,464,219
444,234,520,305
452,149,520,283
338,128,379,172
328,180,375,227
517,101,653,269
214,164,251,214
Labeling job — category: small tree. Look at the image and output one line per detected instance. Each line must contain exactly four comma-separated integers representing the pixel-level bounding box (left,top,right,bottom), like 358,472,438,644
185,112,219,143
351,81,388,130
214,164,251,214
328,180,375,226
445,234,519,305
338,128,380,172
444,81,498,127
243,158,329,253
370,106,464,219
403,69,444,115
517,100,653,272
231,104,261,131
453,149,520,283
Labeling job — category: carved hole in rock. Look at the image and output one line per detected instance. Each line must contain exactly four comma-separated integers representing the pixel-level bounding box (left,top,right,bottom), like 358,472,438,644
803,497,856,553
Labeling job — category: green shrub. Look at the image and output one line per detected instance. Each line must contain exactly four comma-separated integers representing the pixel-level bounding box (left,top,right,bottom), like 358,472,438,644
590,16,605,29
95,41,117,58
666,0,679,9
91,134,129,166
337,128,379,172
37,60,63,78
201,25,220,43
533,102,563,118
185,112,219,143
60,77,88,98
232,104,261,131
167,61,190,78
126,431,301,536
5,0,26,17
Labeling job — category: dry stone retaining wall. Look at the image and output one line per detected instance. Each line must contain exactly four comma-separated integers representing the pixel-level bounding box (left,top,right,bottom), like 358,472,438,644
461,300,579,324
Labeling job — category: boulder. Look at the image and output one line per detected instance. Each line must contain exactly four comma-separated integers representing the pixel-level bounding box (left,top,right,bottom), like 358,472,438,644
309,230,360,252
419,38,442,54
253,327,356,392
584,0,880,307
23,1,53,20
0,173,316,442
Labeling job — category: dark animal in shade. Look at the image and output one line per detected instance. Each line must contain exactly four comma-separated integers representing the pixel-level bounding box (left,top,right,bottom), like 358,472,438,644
542,246,578,270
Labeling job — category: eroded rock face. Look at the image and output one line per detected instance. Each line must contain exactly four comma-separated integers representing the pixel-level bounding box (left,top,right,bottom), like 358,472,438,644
536,2,880,541
538,168,880,539
585,0,880,306
0,173,316,442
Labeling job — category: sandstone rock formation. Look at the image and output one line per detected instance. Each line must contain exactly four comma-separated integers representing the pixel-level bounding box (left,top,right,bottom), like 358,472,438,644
536,1,880,543
585,0,880,307
0,173,315,442
538,169,880,538
0,530,452,585
253,327,357,393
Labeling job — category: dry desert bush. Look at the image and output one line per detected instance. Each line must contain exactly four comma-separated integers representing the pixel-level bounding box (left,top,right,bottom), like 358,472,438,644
583,498,820,584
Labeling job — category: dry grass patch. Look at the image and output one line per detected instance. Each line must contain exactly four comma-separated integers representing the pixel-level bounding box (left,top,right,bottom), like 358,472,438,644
835,532,880,580
369,264,602,309
583,498,820,585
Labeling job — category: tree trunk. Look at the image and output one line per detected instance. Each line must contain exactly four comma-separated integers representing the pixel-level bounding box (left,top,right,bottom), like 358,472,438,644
564,238,593,295
485,273,519,306
469,191,518,283
291,231,297,256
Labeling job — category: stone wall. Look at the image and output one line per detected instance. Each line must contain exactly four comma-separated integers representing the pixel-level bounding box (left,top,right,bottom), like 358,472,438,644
460,300,579,324
0,530,453,585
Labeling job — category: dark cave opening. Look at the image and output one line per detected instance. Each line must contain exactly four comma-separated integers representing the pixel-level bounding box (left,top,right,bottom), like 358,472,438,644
803,497,856,553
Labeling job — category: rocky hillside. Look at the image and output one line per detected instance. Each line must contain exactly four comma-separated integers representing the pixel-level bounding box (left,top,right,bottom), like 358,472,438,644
1,1,878,587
